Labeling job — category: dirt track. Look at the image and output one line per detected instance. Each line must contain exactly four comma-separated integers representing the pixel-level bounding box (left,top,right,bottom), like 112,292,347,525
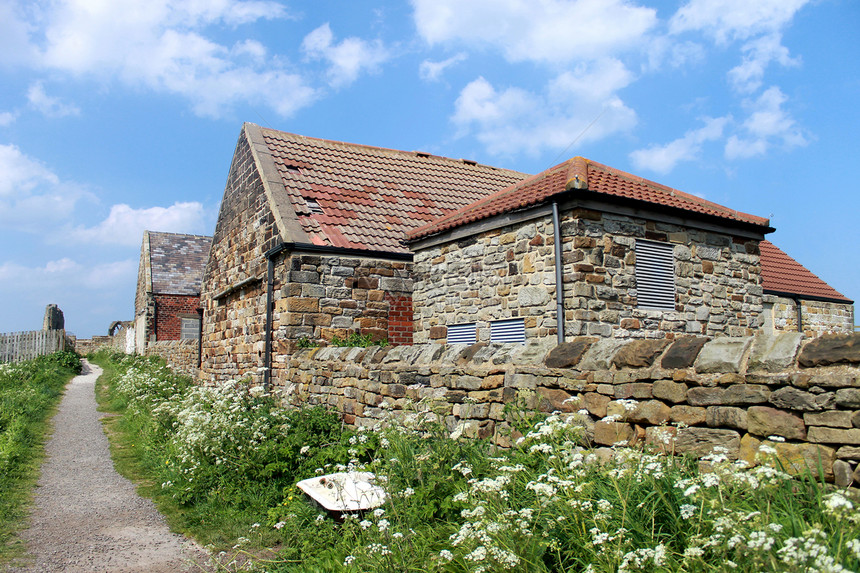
5,360,209,572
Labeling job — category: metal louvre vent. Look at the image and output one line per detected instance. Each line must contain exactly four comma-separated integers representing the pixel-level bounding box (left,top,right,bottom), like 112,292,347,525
635,239,676,310
447,323,477,344
490,318,526,344
180,317,200,340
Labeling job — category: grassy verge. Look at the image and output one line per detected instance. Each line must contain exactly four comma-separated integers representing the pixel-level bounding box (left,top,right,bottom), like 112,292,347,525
90,351,860,572
0,351,82,563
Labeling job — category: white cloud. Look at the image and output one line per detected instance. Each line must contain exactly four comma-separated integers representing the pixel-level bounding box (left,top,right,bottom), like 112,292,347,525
419,52,467,82
670,0,810,43
33,0,315,118
0,111,16,126
27,81,80,117
301,23,390,88
453,63,637,157
725,86,807,159
0,258,137,300
412,0,657,64
630,116,730,173
68,202,208,246
728,34,799,93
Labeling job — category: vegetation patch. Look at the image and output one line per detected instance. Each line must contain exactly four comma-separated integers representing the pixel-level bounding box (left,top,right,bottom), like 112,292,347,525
91,351,860,572
0,351,82,562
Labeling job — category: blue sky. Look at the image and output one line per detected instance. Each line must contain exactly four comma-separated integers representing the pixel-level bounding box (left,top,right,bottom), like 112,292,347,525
0,0,857,338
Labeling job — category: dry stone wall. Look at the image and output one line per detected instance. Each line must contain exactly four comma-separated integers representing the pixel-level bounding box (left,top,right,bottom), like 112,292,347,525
413,208,763,344
146,339,200,379
283,332,860,486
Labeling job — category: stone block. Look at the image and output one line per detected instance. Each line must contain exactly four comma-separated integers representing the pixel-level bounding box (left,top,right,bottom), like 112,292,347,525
769,387,826,412
451,375,483,390
612,339,670,369
798,333,860,367
583,392,611,418
644,426,677,453
803,411,854,428
722,384,771,405
674,427,740,459
833,460,854,487
836,446,860,460
615,383,653,400
836,389,860,408
628,400,671,425
670,405,707,426
771,442,836,481
695,337,753,373
747,406,806,440
706,406,748,430
661,336,709,369
808,427,860,445
537,388,578,413
686,386,725,406
747,333,804,372
579,339,629,370
545,337,598,368
738,433,762,467
593,421,635,446
652,380,688,403
286,297,319,313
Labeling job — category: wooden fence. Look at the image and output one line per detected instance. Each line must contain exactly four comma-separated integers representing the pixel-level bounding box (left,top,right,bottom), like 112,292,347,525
0,330,69,363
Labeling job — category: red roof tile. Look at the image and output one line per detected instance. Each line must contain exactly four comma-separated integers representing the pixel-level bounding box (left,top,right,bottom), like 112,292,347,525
408,157,771,240
760,240,852,303
260,128,527,253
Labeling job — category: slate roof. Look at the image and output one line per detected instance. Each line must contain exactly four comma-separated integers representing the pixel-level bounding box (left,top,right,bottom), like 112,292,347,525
408,156,771,240
760,240,852,303
259,127,528,253
148,231,212,295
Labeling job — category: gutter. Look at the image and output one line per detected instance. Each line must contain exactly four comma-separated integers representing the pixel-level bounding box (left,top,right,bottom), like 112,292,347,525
552,201,565,345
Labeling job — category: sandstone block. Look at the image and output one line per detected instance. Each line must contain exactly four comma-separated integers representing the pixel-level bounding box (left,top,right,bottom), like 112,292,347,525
611,339,670,369
593,421,635,446
686,387,725,406
661,336,709,369
670,405,707,426
583,392,611,418
695,337,753,373
722,384,771,405
518,286,551,307
803,411,854,429
738,434,762,467
836,446,860,460
674,427,740,459
798,333,860,367
645,426,677,453
772,442,836,481
628,400,671,425
836,389,860,408
706,406,748,430
545,337,598,368
579,339,629,370
748,333,804,372
537,388,578,413
747,406,806,440
769,387,824,411
653,380,688,403
808,427,860,445
615,383,653,400
451,375,483,390
833,460,854,487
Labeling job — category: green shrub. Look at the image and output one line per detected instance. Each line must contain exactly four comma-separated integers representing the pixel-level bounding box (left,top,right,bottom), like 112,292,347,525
330,332,387,348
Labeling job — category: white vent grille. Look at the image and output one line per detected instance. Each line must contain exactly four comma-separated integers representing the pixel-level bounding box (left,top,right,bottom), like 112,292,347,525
635,239,676,310
180,317,200,340
447,323,477,345
490,318,526,344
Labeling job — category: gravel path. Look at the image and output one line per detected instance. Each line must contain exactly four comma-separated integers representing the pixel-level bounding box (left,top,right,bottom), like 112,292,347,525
6,360,210,573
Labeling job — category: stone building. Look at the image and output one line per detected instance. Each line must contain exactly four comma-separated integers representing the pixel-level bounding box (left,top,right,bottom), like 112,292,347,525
407,156,780,343
200,123,526,383
134,230,212,353
759,240,854,335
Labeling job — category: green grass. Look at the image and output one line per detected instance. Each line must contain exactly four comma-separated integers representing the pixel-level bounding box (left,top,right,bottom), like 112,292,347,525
0,351,82,564
89,351,860,572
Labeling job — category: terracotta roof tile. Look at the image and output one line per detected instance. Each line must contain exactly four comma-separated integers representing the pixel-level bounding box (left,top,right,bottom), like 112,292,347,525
408,157,771,240
260,127,527,253
760,240,852,303
148,232,212,295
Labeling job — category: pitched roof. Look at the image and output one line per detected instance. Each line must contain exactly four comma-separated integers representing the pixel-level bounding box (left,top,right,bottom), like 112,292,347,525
408,156,771,241
257,126,528,253
760,240,852,303
148,231,212,295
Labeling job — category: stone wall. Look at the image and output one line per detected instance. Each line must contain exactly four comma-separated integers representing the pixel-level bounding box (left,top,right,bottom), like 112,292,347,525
281,332,860,486
146,339,200,379
763,294,855,336
413,208,763,344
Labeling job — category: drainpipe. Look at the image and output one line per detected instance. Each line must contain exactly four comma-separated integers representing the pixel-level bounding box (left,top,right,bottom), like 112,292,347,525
552,201,565,345
263,243,290,391
196,307,203,369
794,296,804,334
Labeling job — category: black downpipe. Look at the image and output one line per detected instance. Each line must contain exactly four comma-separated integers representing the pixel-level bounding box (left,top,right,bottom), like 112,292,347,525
795,296,804,334
552,201,565,345
196,307,203,368
263,243,290,391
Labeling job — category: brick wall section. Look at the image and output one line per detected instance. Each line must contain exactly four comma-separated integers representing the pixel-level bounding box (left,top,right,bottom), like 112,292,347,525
201,131,281,383
763,294,855,336
154,294,200,340
386,293,414,346
282,333,860,486
413,208,762,343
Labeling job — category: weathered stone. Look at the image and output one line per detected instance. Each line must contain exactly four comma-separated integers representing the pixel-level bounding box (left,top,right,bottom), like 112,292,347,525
722,384,771,405
652,380,688,403
695,337,753,374
772,442,836,481
545,337,597,368
738,433,762,467
798,333,860,367
804,411,854,428
583,392,611,418
748,333,804,372
747,406,806,440
836,389,860,408
593,421,635,446
451,375,483,390
833,460,854,487
854,464,860,486
686,387,725,406
615,383,653,400
509,338,556,365
670,405,707,426
645,426,677,454
706,406,748,430
836,446,860,460
628,400,671,425
674,427,740,459
579,339,629,371
537,388,577,413
854,411,860,428
611,339,670,369
769,387,824,411
518,286,551,307
808,427,860,445
661,336,709,369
